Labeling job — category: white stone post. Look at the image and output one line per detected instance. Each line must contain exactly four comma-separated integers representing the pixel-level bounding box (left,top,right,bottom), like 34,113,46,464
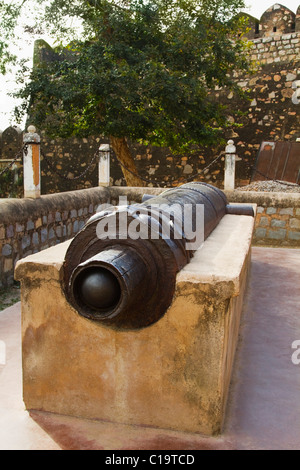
98,143,110,187
224,140,236,191
23,126,41,198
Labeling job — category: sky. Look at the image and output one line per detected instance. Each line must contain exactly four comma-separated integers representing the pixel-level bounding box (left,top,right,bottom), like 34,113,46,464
0,0,299,131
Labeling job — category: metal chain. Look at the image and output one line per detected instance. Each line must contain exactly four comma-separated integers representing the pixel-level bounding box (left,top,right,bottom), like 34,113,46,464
254,168,299,187
41,146,100,181
116,151,298,188
2,143,297,189
245,161,299,188
0,145,25,177
114,152,225,187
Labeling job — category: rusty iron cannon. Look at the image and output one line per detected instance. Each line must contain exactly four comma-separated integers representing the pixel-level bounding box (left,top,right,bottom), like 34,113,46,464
63,182,254,329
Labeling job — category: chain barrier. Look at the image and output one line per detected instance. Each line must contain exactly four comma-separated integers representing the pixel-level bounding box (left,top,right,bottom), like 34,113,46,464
244,159,299,188
252,167,299,187
113,152,225,187
0,145,25,177
1,143,298,189
0,145,24,198
1,145,224,188
40,146,100,181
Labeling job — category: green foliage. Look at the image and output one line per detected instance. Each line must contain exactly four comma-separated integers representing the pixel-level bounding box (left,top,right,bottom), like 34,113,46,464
0,1,21,73
0,285,21,311
13,0,251,153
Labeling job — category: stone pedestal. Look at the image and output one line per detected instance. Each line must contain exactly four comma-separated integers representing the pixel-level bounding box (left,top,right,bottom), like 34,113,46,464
15,212,255,436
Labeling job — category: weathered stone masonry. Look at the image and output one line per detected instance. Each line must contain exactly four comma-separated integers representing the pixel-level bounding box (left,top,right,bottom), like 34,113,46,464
225,190,300,245
250,33,300,65
0,186,299,288
0,187,109,287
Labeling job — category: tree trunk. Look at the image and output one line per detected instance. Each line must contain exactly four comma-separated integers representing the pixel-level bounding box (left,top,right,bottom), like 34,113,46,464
110,136,145,187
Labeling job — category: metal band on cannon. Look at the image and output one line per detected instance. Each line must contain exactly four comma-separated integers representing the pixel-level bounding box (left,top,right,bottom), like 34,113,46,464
63,182,254,329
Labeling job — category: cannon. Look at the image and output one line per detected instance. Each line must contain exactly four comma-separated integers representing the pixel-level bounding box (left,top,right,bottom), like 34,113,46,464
63,182,254,329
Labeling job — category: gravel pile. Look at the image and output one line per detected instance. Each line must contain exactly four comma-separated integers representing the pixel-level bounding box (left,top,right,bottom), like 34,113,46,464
237,180,300,193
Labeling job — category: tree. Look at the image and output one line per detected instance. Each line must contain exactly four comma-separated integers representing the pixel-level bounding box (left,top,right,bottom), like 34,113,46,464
0,1,22,74
11,0,251,186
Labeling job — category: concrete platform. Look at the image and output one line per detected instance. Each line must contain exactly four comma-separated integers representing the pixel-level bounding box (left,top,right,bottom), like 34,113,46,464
0,246,300,450
15,213,254,436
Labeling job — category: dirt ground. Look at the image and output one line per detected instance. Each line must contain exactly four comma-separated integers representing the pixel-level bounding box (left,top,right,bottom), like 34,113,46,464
236,180,300,192
0,284,21,312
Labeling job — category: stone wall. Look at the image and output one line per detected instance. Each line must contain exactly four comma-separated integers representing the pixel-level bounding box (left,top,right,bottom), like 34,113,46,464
0,126,23,159
250,32,300,65
259,4,297,36
39,134,101,194
0,186,299,288
0,187,109,287
0,126,23,198
224,190,300,246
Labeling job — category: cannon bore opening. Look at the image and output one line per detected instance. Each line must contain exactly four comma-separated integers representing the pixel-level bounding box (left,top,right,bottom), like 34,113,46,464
74,267,122,313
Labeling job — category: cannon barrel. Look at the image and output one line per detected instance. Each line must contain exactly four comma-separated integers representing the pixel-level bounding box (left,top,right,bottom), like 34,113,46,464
63,182,254,329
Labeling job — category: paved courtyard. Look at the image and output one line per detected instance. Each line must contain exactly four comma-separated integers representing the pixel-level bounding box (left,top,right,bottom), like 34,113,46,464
0,246,299,450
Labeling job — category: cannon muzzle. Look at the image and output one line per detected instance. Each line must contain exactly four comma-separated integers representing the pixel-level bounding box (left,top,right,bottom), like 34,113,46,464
76,265,121,311
63,182,253,329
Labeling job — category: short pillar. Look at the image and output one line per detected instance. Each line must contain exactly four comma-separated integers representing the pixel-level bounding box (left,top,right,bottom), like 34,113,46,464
98,144,110,187
224,140,236,191
23,126,41,198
